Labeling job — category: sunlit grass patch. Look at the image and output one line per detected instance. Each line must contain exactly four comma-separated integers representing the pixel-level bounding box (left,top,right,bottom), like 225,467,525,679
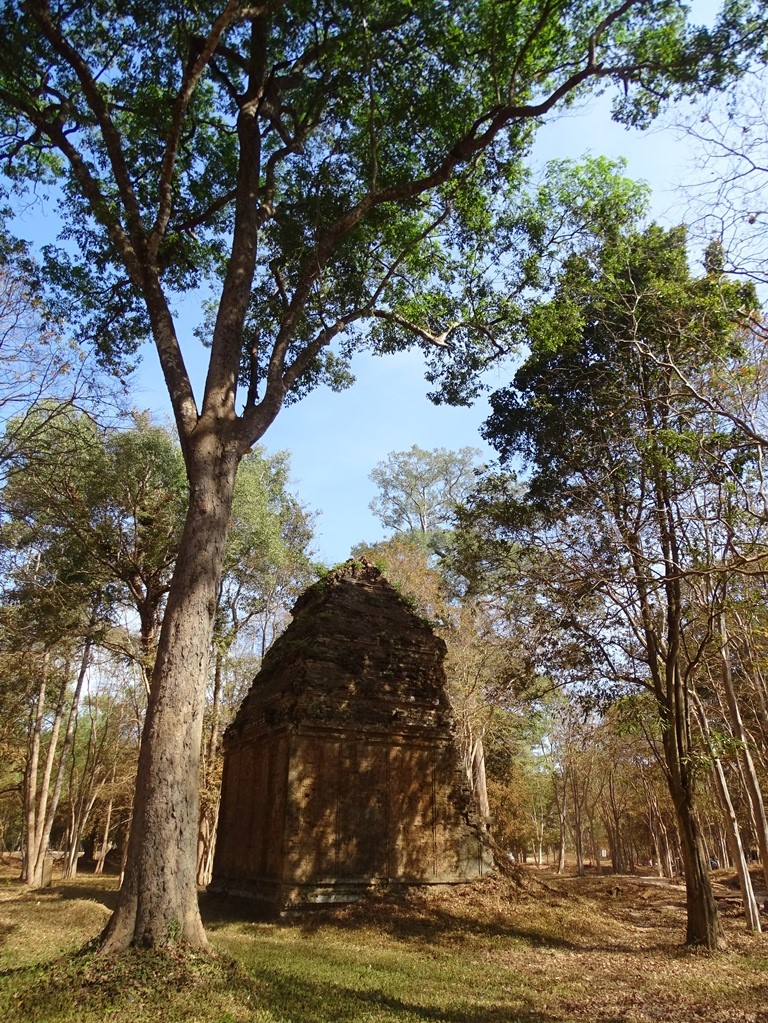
0,875,113,972
3,945,260,1023
2,869,768,1022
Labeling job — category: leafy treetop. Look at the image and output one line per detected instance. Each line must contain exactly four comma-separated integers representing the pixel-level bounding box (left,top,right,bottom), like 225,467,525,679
0,0,762,450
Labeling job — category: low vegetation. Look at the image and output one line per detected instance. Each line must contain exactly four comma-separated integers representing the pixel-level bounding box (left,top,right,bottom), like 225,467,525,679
2,862,767,1023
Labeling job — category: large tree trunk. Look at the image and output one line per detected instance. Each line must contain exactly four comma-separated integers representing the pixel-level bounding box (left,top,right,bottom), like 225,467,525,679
100,441,240,952
662,720,723,949
674,795,723,949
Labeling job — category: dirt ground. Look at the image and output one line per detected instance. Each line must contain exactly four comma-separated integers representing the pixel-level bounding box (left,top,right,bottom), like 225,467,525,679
3,858,768,1022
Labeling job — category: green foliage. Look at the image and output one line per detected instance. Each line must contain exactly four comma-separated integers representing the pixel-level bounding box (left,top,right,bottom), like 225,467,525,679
214,445,318,658
0,231,98,479
1,408,188,654
367,444,484,551
483,224,757,516
0,0,760,402
456,219,767,741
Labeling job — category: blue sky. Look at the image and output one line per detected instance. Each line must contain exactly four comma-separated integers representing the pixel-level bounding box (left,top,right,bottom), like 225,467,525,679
17,0,725,567
131,83,711,566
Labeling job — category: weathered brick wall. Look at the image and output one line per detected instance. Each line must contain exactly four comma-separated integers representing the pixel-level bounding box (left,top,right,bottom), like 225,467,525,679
210,560,492,907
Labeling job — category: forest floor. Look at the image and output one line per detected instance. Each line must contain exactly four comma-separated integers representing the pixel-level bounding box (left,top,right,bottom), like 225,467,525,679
1,859,767,1022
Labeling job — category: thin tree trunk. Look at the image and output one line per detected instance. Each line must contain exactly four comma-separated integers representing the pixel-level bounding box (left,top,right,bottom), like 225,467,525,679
471,738,490,818
573,825,585,876
197,794,221,888
197,646,225,886
63,789,100,879
590,826,602,874
569,772,585,876
718,612,768,892
713,763,760,931
22,654,47,885
94,780,115,876
24,649,80,888
30,660,67,885
34,636,94,886
693,689,761,933
556,781,568,874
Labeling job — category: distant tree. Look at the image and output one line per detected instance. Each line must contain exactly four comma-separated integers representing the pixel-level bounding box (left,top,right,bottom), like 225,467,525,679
484,704,557,865
356,531,528,819
0,411,186,887
3,411,188,690
678,65,768,289
690,683,762,932
0,233,101,487
0,576,103,887
368,445,484,551
58,671,133,880
217,450,317,661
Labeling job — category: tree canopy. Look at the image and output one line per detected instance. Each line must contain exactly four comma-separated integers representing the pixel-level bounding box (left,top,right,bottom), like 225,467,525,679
1,1,760,432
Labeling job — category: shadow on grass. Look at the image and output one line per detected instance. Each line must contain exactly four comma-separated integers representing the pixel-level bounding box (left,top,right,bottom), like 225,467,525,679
200,887,679,957
1,946,575,1023
51,883,120,912
264,969,552,1022
215,958,565,1023
0,920,16,951
200,889,279,928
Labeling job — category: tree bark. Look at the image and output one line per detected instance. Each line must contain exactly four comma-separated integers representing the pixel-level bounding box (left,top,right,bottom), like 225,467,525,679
63,789,99,879
713,758,761,932
471,738,491,818
23,644,90,889
101,440,240,951
718,612,768,891
22,658,47,886
197,646,225,886
692,688,761,932
94,778,115,875
662,711,723,949
555,779,568,874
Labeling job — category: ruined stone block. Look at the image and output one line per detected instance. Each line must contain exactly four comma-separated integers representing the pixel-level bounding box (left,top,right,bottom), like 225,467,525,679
210,559,492,908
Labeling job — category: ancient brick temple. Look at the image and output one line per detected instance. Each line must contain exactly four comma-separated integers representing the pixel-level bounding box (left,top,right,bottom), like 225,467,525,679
209,559,492,908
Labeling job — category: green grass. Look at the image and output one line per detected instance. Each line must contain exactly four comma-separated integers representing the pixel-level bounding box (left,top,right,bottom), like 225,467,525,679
2,865,768,1022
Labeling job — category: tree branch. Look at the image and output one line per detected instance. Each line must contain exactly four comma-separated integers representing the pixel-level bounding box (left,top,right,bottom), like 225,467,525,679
25,0,147,257
371,309,459,349
150,1,245,258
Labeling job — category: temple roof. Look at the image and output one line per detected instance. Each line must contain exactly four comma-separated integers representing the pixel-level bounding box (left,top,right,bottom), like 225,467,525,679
226,559,453,736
